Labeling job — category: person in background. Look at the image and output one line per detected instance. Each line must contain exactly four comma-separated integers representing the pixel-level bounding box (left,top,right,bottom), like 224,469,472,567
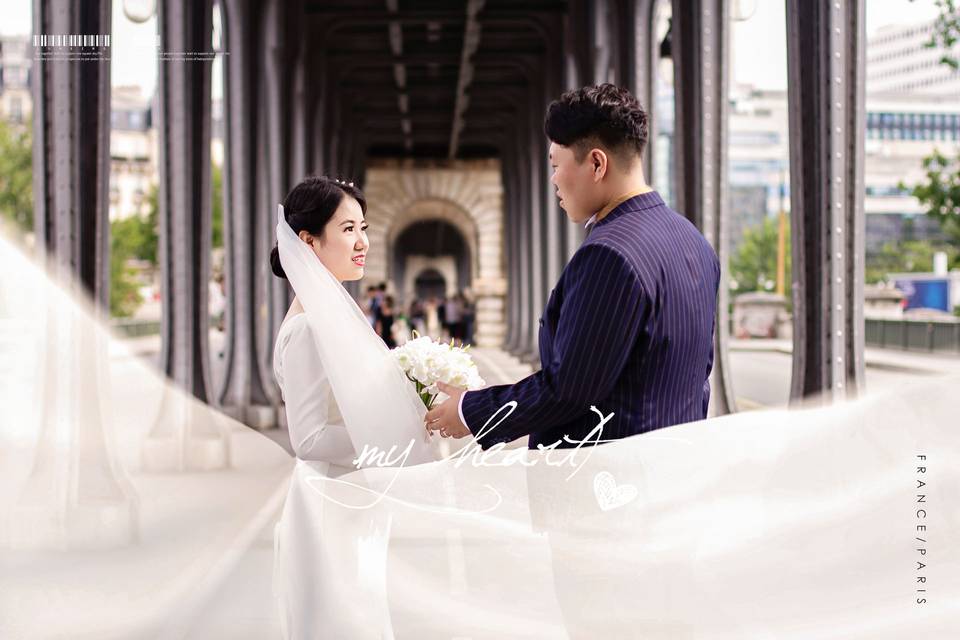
425,296,441,337
461,290,475,345
408,297,426,336
375,295,397,348
363,285,378,327
444,294,463,342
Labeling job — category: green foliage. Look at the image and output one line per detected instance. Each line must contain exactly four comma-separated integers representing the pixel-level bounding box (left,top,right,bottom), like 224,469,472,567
0,119,33,232
900,149,960,247
111,186,159,265
109,218,144,317
866,240,958,283
108,184,158,316
729,216,791,294
902,2,960,253
910,0,960,69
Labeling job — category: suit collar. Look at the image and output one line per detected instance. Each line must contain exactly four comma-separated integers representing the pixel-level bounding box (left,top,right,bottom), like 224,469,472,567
593,190,665,229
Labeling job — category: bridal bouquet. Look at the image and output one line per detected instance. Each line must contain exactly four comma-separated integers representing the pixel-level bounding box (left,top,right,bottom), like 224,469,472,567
392,332,485,409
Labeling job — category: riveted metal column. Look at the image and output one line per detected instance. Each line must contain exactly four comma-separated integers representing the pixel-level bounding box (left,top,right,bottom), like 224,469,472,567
511,111,532,357
506,127,527,354
542,15,565,303
143,0,229,471
522,83,546,365
32,0,111,305
502,134,522,352
591,0,614,83
18,0,137,549
156,0,213,404
561,2,588,259
671,0,736,416
219,0,273,428
290,59,312,183
586,0,659,181
516,119,535,358
631,0,658,181
786,0,866,402
258,0,293,413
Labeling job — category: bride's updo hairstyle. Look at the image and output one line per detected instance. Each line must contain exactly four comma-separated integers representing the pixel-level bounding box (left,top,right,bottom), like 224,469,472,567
270,175,367,279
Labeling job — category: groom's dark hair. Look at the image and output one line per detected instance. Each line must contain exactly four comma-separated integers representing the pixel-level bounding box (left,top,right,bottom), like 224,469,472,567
544,83,648,167
270,175,366,280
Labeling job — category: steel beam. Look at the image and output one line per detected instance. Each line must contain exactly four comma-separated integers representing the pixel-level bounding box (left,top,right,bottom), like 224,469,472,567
20,0,137,549
786,0,866,402
630,0,658,182
142,0,231,471
260,0,294,412
156,0,215,407
32,0,111,305
671,0,736,416
218,0,274,428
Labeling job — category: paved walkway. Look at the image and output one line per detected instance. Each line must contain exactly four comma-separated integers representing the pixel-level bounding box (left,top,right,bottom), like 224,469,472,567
728,338,960,409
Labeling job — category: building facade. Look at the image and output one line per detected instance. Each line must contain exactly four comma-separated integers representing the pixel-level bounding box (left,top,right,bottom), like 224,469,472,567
0,35,31,125
109,86,158,221
867,18,960,97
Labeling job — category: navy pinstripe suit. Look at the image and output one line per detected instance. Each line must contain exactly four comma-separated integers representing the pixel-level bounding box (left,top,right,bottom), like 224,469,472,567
462,190,720,449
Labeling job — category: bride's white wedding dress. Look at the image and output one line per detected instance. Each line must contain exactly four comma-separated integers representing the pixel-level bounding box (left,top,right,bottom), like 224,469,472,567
273,313,356,472
273,313,389,640
272,205,438,639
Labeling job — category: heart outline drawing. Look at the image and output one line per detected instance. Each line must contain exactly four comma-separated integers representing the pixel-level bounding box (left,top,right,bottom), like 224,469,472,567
593,471,638,511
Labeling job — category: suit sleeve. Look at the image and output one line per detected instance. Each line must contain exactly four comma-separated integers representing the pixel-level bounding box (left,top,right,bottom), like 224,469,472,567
702,251,721,417
461,244,647,448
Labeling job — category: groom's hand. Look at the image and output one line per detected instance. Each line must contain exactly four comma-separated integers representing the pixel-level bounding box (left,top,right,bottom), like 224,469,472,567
424,381,470,439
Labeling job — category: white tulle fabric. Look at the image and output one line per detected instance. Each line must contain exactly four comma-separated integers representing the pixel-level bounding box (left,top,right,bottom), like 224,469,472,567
1,226,958,639
274,204,439,639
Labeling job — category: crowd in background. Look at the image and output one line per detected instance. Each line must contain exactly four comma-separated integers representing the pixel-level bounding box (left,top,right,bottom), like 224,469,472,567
361,283,475,348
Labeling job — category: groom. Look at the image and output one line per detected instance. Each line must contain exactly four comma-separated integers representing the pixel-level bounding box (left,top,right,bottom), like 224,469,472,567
426,83,720,450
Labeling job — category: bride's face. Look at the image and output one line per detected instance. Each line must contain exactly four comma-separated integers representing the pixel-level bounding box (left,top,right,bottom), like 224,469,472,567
299,195,369,282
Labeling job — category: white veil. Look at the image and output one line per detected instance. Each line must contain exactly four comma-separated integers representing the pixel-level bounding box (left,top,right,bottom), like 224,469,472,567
275,204,437,467
2,217,958,638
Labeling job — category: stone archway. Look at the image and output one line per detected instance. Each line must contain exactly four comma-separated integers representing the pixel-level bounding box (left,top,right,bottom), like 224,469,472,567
363,159,506,347
404,257,458,300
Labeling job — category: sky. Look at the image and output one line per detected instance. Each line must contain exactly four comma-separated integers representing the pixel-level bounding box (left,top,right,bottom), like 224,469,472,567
0,0,946,98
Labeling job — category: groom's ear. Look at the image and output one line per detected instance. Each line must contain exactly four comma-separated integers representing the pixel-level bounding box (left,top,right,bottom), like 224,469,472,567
590,149,609,182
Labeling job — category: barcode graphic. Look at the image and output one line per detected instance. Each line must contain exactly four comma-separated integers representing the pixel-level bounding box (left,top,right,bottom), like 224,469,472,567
33,34,111,47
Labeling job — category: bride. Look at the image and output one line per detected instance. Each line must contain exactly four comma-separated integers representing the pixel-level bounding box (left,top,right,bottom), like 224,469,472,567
270,175,437,639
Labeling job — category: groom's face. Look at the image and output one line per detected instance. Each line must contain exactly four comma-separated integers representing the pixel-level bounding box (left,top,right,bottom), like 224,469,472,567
549,142,604,224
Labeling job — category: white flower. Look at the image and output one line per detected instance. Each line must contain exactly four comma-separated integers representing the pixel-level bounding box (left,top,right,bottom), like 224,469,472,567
391,334,486,408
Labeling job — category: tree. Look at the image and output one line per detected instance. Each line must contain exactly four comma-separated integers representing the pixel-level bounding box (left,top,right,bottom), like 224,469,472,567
910,0,960,70
0,119,33,233
111,185,159,265
729,216,791,295
108,184,158,316
109,218,144,317
903,1,960,254
902,150,960,251
866,240,958,283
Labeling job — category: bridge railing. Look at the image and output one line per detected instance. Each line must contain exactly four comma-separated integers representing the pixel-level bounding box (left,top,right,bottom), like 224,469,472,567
865,318,960,354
